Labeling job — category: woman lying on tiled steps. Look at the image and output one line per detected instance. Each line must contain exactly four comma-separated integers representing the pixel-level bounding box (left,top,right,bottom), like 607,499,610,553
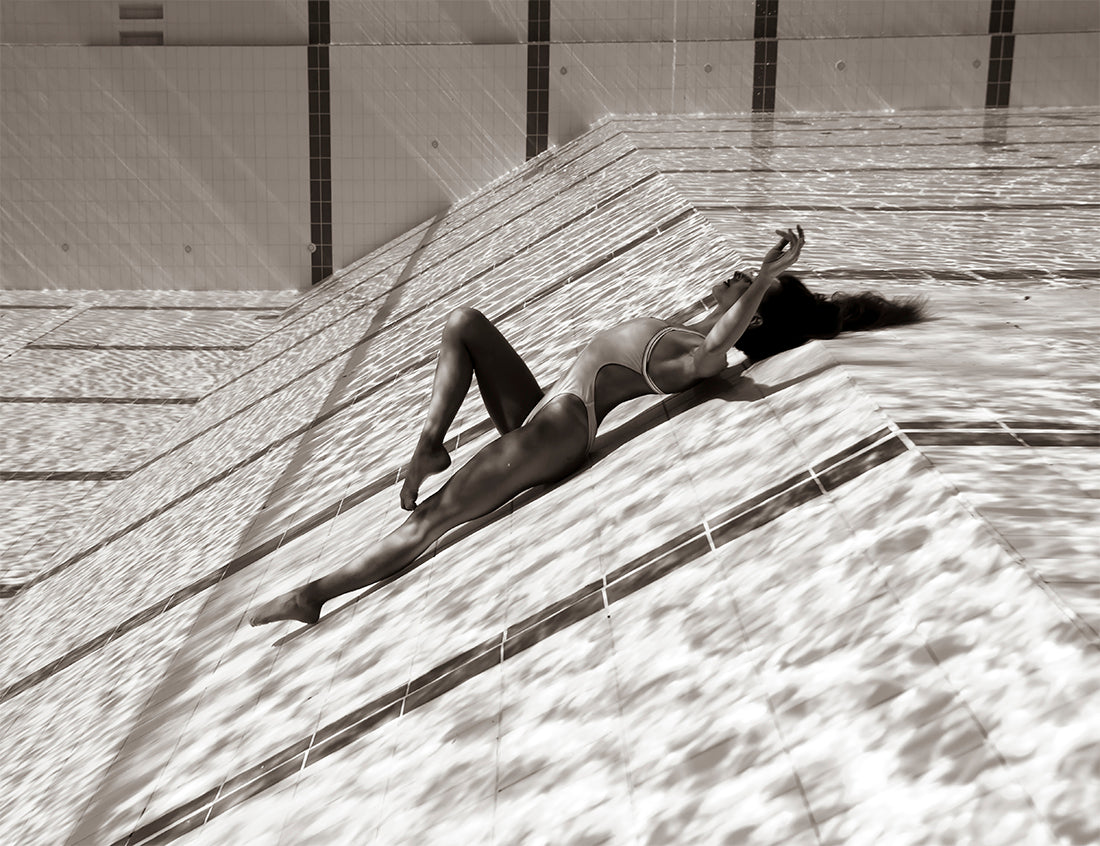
251,227,924,626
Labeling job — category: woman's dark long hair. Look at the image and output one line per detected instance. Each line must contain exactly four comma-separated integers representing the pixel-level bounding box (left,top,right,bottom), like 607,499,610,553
733,274,927,362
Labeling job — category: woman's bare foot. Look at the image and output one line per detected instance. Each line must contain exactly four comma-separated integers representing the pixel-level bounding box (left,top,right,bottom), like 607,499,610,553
249,588,321,626
400,438,451,510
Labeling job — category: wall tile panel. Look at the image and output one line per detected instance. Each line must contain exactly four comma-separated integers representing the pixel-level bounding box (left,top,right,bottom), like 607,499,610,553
1014,0,1100,34
782,0,989,38
330,44,527,271
1011,33,1100,108
0,46,309,291
778,36,990,113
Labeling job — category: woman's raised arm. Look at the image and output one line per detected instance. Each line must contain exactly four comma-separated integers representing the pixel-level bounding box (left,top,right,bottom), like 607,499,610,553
692,226,805,378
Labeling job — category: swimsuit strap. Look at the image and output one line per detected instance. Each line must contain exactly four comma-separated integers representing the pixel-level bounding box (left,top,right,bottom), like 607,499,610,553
641,325,706,393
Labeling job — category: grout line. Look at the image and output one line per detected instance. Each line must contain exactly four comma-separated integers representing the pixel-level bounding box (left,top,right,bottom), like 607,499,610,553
697,202,1100,213
0,396,200,404
701,520,717,553
634,137,1096,150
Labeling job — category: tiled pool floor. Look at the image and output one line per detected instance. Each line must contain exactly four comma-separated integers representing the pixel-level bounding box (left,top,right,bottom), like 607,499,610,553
0,108,1097,845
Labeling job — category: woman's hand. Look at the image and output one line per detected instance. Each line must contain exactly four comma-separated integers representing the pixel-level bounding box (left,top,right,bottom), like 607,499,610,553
758,225,805,278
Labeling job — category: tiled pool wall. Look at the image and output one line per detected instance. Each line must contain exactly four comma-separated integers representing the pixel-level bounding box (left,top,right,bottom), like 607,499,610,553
2,0,1097,289
0,107,1097,845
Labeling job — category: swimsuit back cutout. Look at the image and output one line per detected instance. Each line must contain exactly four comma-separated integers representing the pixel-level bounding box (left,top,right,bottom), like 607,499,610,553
525,318,706,449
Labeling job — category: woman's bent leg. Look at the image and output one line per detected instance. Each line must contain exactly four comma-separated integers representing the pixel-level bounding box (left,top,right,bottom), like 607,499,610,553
402,307,543,510
251,402,587,626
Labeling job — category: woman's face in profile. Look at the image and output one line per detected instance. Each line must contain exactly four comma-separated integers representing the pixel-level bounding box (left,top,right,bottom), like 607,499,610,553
712,269,753,305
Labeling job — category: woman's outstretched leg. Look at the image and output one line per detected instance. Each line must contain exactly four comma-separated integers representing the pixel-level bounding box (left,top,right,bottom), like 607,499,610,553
401,307,543,510
251,401,588,626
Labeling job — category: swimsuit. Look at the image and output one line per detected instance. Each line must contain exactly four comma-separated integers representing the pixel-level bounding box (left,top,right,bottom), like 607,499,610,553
524,317,706,450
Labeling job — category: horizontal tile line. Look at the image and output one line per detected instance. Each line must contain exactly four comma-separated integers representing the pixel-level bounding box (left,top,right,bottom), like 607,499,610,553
624,116,1095,133
0,396,199,405
85,305,285,312
697,203,1100,213
803,268,1099,282
811,427,893,476
108,424,911,845
1016,432,1100,447
899,419,1100,444
25,344,249,351
0,470,130,481
817,438,909,491
661,164,1100,174
637,138,1097,151
906,430,1022,446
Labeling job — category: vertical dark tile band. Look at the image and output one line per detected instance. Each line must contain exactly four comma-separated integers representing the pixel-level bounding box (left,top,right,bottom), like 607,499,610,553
752,0,778,112
526,0,550,159
309,0,333,284
985,0,1015,108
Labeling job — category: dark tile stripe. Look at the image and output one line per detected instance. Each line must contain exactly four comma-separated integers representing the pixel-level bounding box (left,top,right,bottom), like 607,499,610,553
811,427,892,476
112,423,912,846
898,420,1005,430
1,417,899,709
406,633,503,698
632,117,1099,139
0,396,198,405
697,203,1100,213
208,753,305,818
122,787,220,846
986,0,1015,109
752,0,778,112
308,0,332,285
526,0,550,159
817,437,909,491
506,581,604,640
811,268,1099,282
640,137,1095,152
604,533,712,605
906,430,1021,446
0,470,130,482
710,476,823,545
1001,420,1100,432
83,306,285,312
405,641,503,712
303,699,403,767
314,684,407,744
707,472,814,532
896,419,1100,448
0,304,71,310
662,164,1100,175
26,344,249,351
503,591,607,660
1016,431,1100,448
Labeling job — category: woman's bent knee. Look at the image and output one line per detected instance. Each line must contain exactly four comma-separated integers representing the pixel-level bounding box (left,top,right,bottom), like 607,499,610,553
444,306,487,338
